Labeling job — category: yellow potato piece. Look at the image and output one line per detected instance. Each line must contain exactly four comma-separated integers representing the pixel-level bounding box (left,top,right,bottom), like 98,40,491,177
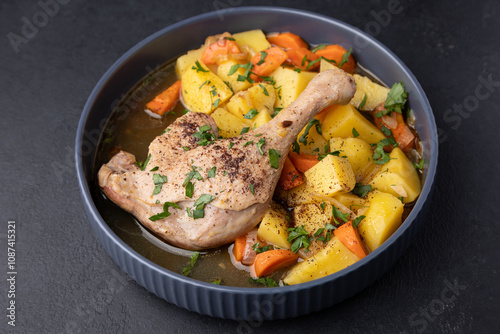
233,29,271,56
216,60,252,93
322,104,385,145
329,137,375,182
358,190,404,251
175,45,206,78
271,66,317,109
252,109,272,128
333,193,366,213
350,74,390,111
248,83,276,115
181,61,233,114
304,155,355,197
275,183,324,207
368,147,421,203
293,202,334,235
283,236,359,285
211,108,250,138
257,203,292,249
225,91,253,121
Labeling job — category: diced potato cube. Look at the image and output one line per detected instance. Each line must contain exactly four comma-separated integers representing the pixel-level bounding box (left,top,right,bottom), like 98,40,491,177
216,60,252,93
271,66,317,109
319,58,338,72
297,117,329,155
257,202,292,249
181,61,233,114
329,137,375,182
248,83,276,115
304,155,355,197
225,91,253,120
333,193,366,213
211,108,250,138
282,236,359,285
322,104,385,145
175,46,206,78
350,74,390,111
233,29,271,56
274,183,324,207
293,202,333,235
358,190,404,251
368,147,421,203
252,109,272,128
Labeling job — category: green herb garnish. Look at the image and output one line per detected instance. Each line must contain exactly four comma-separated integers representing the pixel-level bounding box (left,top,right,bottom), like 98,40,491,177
252,242,272,254
135,154,151,171
152,173,168,195
257,138,266,155
185,181,194,198
338,48,352,68
359,93,368,109
287,226,312,253
207,166,216,178
352,127,360,138
243,108,259,119
150,166,159,171
332,206,349,224
352,183,372,198
249,277,279,287
240,127,250,135
249,183,255,195
182,251,200,276
257,51,267,66
268,149,281,169
149,202,181,221
192,61,208,73
373,137,397,164
352,215,366,228
311,44,327,53
298,119,322,145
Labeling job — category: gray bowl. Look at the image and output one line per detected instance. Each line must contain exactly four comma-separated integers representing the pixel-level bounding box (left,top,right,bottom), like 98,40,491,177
76,6,438,320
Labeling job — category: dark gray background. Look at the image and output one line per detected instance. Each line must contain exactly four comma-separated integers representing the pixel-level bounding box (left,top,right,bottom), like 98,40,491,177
1,0,499,333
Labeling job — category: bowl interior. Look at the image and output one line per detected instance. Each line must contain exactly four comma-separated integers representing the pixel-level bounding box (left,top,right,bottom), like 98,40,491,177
76,6,437,319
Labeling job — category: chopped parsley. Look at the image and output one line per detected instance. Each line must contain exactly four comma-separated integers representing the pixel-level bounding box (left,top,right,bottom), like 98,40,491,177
257,51,267,66
150,166,159,172
332,206,349,225
135,154,151,171
243,108,259,119
376,82,408,117
352,183,372,198
380,125,392,137
320,202,326,212
414,159,425,170
318,150,340,161
359,93,368,109
298,119,322,145
311,44,327,53
314,223,336,243
292,139,300,154
207,166,216,178
183,165,203,187
259,84,269,96
149,202,181,221
185,181,194,198
240,127,250,135
373,137,397,164
213,98,220,108
211,279,222,285
352,127,360,138
287,226,312,253
182,251,200,276
294,68,302,73
182,146,190,151
352,215,366,228
249,277,279,287
249,183,255,195
192,61,208,73
187,194,216,219
268,149,281,169
152,173,168,195
193,124,216,146
229,142,234,149
257,138,266,155
338,48,352,68
243,141,254,147
252,242,272,253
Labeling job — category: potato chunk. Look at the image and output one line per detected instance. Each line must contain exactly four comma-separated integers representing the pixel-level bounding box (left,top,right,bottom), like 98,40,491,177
211,108,250,138
322,104,385,144
257,203,291,249
248,83,276,115
358,190,404,251
271,66,317,109
293,202,333,235
333,193,366,213
350,74,390,111
181,61,233,114
274,183,324,207
216,60,252,93
175,45,206,77
282,236,359,285
368,147,421,203
304,155,355,197
329,137,375,182
233,29,271,56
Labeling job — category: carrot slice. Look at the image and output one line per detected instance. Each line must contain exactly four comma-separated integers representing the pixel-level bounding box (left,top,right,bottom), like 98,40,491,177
279,157,304,190
286,47,320,70
288,152,319,173
315,44,356,73
267,32,309,50
250,46,288,81
371,104,415,152
333,221,369,259
145,80,181,116
253,249,299,277
232,234,247,262
201,38,241,65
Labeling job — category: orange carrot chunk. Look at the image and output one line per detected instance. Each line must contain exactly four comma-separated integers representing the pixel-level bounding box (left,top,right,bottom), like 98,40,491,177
267,32,309,50
250,46,288,81
232,235,247,262
253,249,299,277
371,104,415,152
334,221,369,259
315,44,356,73
288,152,320,173
145,80,181,116
201,38,241,65
286,47,320,71
279,157,304,190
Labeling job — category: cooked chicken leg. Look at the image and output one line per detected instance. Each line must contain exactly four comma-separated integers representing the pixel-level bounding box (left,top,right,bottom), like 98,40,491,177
98,69,356,250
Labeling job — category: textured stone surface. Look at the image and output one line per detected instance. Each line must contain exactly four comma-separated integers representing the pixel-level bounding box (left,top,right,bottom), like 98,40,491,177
0,0,499,333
